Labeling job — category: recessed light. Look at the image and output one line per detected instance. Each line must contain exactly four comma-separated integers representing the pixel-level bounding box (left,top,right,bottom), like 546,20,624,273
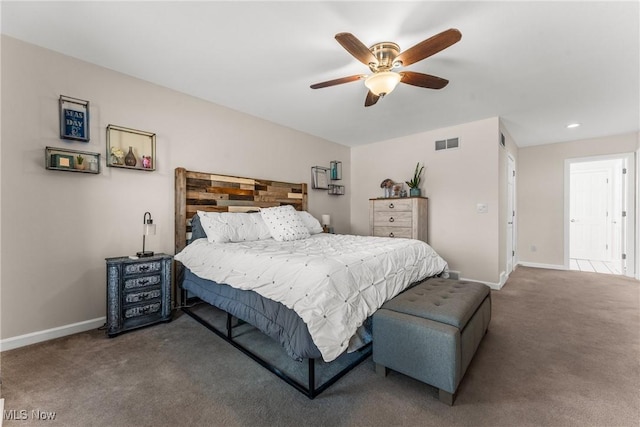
566,123,581,129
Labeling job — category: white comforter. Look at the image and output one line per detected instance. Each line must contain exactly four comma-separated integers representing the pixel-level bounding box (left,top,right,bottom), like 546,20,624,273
175,233,448,362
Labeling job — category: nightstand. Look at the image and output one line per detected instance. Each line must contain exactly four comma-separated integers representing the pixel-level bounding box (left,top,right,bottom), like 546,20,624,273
105,253,173,337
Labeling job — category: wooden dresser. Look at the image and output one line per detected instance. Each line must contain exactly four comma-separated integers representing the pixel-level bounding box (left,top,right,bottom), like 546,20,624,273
369,197,428,242
106,253,173,337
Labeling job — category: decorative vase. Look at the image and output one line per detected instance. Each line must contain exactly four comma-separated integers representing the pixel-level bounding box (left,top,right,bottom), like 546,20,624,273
124,146,137,167
409,188,421,197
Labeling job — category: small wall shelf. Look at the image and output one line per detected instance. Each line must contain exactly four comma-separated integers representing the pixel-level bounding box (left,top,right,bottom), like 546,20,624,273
311,166,330,189
45,146,100,174
107,124,156,172
329,160,342,180
311,161,345,195
329,184,345,195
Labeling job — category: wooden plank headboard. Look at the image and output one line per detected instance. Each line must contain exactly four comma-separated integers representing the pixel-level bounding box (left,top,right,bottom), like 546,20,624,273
174,167,308,253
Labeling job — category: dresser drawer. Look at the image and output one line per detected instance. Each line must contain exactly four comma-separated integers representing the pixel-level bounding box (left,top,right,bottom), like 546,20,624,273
372,227,413,239
373,199,413,212
124,261,162,276
124,274,161,290
124,288,162,305
373,211,413,227
123,302,162,319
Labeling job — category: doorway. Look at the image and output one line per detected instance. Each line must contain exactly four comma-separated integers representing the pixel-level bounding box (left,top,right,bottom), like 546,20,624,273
565,153,636,277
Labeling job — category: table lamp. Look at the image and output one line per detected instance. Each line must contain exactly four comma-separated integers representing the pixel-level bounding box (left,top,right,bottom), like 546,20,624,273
137,211,156,257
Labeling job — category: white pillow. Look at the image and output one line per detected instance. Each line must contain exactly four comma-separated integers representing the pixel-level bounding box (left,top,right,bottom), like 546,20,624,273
260,205,311,242
297,211,324,234
197,211,271,243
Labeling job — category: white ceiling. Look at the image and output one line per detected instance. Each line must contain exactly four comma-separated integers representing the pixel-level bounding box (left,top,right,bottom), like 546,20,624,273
2,1,639,148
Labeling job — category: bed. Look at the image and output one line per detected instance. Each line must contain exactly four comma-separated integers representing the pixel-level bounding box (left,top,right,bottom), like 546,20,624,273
174,167,448,398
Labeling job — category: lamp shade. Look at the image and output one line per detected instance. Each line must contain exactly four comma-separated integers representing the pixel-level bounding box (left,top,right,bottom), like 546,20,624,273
364,71,402,96
143,223,156,236
321,214,331,226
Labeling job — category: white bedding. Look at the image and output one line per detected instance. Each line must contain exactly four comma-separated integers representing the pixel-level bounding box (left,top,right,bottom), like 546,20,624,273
175,233,448,362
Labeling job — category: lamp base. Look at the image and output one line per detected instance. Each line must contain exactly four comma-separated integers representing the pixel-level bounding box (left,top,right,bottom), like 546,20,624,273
137,251,154,258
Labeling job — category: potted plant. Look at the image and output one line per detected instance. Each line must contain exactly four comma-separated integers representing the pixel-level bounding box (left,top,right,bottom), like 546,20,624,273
110,147,124,165
75,154,86,170
405,162,424,197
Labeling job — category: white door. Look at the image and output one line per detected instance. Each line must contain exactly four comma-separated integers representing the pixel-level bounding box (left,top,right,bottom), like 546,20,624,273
570,167,611,260
506,155,516,273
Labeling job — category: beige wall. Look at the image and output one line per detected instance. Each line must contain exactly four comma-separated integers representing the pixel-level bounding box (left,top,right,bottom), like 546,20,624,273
517,133,639,267
351,117,512,285
0,36,350,340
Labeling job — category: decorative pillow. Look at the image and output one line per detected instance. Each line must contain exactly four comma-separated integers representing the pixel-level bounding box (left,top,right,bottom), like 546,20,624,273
260,205,311,242
197,211,272,243
189,214,208,243
297,211,324,234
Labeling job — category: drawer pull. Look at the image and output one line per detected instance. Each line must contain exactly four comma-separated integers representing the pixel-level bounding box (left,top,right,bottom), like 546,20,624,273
139,279,149,285
389,232,395,238
139,265,150,272
388,203,394,209
389,217,395,223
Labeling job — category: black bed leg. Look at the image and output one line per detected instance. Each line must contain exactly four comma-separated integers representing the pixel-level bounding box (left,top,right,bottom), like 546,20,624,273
308,358,316,398
226,313,232,339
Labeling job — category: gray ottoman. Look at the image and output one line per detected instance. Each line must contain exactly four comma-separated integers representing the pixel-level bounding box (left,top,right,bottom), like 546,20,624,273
373,278,491,405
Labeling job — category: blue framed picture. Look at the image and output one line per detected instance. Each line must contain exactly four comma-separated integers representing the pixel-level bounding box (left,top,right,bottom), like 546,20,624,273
59,95,89,142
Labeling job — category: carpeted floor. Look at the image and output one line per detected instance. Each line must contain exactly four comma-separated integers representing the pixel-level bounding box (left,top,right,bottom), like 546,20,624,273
1,267,639,427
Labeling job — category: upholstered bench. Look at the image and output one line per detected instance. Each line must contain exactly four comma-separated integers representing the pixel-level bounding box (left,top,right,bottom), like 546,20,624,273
373,278,491,405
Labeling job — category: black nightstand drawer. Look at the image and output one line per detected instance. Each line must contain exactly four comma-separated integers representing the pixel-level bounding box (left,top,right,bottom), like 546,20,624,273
124,274,161,290
124,302,162,319
124,288,162,304
124,261,162,276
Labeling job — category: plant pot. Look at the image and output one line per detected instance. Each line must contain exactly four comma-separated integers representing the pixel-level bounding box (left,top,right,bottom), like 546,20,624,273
409,188,421,197
76,163,86,171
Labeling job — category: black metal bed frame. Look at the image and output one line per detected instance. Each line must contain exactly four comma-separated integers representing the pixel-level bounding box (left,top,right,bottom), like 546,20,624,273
181,296,372,399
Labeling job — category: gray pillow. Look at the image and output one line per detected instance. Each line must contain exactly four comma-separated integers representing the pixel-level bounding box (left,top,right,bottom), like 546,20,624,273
189,214,207,243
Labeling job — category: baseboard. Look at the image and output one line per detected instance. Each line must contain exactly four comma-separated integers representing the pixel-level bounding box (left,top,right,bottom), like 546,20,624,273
460,276,503,290
518,261,567,271
0,317,105,352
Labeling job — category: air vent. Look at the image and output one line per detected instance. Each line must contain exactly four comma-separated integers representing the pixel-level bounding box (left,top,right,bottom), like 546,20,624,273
435,137,459,151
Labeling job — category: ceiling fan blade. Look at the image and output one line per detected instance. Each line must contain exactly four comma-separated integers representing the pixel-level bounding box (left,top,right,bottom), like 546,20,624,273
365,91,380,107
335,33,377,66
396,28,462,67
310,74,365,89
400,71,449,89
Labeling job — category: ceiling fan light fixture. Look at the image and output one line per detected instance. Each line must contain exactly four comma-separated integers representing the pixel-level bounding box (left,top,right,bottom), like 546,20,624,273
364,71,401,96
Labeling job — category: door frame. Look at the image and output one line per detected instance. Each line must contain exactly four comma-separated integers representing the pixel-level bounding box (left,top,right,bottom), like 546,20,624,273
564,152,636,277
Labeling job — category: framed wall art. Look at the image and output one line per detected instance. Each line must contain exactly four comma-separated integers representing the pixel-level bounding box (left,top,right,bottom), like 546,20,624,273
59,95,90,142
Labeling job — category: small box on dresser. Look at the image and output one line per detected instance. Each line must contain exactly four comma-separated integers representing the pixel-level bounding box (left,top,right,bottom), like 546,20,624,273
369,197,428,242
106,253,173,337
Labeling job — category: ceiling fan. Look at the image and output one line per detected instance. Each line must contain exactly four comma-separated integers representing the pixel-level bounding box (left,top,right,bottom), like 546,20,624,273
310,28,462,107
